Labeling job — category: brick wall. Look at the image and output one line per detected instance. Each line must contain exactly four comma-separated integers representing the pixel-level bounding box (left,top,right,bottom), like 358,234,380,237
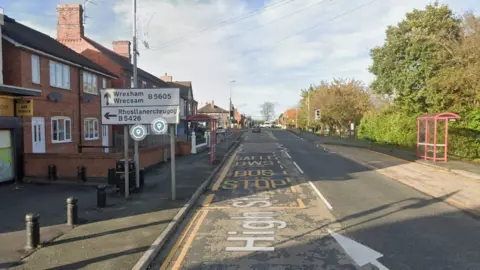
24,152,116,179
2,41,22,86
8,47,113,154
24,141,191,180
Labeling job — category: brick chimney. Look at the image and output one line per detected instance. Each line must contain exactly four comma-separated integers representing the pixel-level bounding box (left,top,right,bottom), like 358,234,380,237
112,41,131,61
57,4,84,41
160,73,173,82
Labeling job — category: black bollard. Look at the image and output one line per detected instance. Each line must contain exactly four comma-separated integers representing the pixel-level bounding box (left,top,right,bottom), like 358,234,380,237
139,168,145,188
48,164,57,181
66,197,78,226
25,213,40,250
77,166,86,182
97,185,107,208
107,168,116,185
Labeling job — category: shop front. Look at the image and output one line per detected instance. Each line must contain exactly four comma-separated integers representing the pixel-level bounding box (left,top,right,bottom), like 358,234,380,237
0,85,40,184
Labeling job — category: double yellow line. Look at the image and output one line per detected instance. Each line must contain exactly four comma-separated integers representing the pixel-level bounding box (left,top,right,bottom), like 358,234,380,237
161,149,239,269
160,210,209,270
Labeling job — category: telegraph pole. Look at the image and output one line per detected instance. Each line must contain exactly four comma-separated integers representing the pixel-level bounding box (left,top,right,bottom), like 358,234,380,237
132,0,140,190
229,80,235,129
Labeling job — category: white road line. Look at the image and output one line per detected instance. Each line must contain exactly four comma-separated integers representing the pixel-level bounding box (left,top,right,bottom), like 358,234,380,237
293,161,304,174
308,181,333,210
283,151,292,159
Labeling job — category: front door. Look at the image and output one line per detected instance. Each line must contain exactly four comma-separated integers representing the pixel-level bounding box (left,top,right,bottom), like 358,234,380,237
0,130,14,182
32,117,46,153
102,125,109,153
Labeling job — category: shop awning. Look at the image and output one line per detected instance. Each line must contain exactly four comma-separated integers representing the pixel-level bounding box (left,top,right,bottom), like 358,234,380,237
0,84,41,96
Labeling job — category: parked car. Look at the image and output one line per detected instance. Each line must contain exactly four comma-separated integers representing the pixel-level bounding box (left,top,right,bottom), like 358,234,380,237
216,127,226,134
252,125,261,133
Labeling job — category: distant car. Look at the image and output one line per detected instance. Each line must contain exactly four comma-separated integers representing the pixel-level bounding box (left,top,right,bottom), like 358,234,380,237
216,127,226,134
252,125,261,133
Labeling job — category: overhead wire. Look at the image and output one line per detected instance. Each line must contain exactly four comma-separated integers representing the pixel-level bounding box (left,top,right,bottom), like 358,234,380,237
148,0,298,50
233,0,381,78
216,0,336,44
237,0,380,58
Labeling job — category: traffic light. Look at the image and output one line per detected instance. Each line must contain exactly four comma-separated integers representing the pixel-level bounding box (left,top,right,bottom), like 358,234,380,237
315,109,321,121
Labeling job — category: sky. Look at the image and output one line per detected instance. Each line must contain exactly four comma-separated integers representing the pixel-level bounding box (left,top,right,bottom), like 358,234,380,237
1,0,479,119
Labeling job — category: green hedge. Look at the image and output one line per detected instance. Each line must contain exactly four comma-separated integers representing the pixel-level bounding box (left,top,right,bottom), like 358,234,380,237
358,109,480,160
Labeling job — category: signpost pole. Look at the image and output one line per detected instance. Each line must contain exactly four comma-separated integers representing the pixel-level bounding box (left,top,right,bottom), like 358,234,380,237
132,0,140,189
124,125,130,199
170,124,176,200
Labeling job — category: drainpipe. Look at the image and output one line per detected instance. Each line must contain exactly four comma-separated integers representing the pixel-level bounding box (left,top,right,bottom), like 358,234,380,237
78,70,83,153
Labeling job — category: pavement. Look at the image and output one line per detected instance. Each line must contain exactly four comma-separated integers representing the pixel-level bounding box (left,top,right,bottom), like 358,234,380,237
289,129,480,180
0,134,241,270
149,129,480,270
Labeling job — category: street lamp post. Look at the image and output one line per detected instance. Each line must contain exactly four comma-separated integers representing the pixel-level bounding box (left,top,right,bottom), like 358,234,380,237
229,80,235,129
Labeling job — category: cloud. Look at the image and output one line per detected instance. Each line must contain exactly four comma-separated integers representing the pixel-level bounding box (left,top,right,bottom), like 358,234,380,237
4,0,479,119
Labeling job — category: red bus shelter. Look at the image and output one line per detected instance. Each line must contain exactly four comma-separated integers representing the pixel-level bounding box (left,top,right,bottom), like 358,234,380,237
187,114,218,165
416,112,461,162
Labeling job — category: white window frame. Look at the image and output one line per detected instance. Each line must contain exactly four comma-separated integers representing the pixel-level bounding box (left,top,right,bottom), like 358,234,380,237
102,78,107,89
84,118,99,140
51,116,72,143
83,71,98,95
31,55,40,84
142,80,147,88
153,85,157,88
130,76,134,88
49,60,70,89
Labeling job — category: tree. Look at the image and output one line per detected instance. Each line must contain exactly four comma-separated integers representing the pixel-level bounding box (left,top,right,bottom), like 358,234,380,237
295,79,372,133
369,2,461,113
260,102,275,121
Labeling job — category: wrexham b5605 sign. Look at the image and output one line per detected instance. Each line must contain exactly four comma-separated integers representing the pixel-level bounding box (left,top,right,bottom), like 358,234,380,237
100,88,180,125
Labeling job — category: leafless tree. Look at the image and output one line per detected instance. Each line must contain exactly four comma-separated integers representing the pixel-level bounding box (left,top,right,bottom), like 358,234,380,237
260,102,275,121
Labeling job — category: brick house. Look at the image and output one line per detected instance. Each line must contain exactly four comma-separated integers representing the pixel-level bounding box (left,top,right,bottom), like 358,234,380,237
234,108,241,125
198,101,229,128
159,73,198,137
56,4,197,144
0,14,118,183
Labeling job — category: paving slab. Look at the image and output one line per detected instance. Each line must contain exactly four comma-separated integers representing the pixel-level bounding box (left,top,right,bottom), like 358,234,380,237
3,137,240,270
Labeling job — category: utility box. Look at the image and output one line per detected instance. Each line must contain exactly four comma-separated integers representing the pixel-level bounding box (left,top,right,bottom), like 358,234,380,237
115,159,136,194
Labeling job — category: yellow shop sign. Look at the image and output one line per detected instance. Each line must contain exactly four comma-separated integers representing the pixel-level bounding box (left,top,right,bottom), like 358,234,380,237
0,98,14,117
16,99,34,116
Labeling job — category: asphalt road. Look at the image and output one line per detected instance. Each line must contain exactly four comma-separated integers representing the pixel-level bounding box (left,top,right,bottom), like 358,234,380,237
149,129,480,270
273,129,480,270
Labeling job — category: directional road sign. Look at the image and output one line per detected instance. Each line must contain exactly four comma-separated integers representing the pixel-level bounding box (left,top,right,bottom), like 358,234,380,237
100,88,180,125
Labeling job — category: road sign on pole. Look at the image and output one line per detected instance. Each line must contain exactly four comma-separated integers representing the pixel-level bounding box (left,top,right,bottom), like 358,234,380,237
101,87,180,200
100,88,180,125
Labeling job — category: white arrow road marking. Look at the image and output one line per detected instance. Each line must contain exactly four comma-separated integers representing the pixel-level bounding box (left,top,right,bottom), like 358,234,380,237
327,229,390,270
